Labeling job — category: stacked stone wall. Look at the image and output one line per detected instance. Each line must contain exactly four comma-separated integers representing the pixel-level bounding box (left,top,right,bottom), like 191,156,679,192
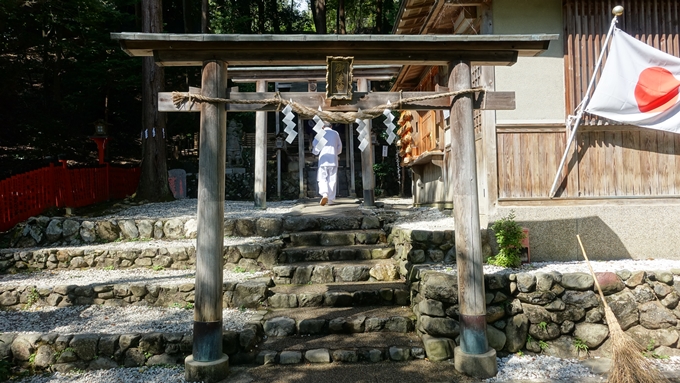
409,266,680,361
0,326,266,374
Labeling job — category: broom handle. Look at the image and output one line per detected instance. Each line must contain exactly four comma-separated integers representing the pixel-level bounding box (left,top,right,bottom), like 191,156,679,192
576,234,610,309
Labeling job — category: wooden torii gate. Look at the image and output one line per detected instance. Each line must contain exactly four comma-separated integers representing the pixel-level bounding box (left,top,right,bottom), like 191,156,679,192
158,65,403,205
112,32,556,382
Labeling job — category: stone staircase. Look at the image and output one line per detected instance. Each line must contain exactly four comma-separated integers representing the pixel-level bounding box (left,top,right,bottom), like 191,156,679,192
250,224,421,365
0,202,426,375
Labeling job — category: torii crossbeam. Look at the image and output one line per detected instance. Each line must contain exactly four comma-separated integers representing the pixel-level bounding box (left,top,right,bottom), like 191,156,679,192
112,32,557,382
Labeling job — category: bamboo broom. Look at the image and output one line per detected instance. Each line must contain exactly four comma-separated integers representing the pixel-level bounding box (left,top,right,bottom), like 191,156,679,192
576,235,669,383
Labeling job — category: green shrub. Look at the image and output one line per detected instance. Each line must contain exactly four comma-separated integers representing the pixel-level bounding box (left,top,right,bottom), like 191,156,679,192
487,211,525,268
573,337,588,352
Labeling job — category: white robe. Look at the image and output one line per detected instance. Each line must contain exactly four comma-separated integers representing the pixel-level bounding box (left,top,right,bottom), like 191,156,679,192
312,128,342,201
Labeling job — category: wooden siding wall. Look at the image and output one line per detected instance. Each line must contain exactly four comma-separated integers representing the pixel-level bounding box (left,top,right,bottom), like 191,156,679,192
496,0,680,200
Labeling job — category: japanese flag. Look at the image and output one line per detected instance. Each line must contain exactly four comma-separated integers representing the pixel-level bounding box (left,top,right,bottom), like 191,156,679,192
585,28,680,133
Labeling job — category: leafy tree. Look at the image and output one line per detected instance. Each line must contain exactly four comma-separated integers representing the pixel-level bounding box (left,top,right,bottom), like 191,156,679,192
0,0,141,172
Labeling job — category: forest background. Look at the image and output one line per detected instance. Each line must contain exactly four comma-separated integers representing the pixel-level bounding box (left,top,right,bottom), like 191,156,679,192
0,0,400,195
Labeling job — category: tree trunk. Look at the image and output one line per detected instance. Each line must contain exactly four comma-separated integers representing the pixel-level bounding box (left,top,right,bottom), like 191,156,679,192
137,0,173,202
310,0,326,34
201,0,208,33
338,0,346,34
257,0,265,33
376,0,382,33
271,0,280,33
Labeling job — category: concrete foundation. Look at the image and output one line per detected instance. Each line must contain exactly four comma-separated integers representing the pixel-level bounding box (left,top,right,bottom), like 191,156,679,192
185,354,230,383
492,204,680,261
454,347,497,379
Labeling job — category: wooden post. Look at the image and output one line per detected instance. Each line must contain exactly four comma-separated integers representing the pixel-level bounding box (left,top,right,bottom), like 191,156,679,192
185,60,229,382
356,78,375,206
448,60,497,378
298,117,305,198
347,124,356,197
275,83,282,198
254,80,267,209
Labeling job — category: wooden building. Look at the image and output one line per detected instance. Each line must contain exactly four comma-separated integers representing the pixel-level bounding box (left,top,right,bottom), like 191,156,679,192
393,0,680,260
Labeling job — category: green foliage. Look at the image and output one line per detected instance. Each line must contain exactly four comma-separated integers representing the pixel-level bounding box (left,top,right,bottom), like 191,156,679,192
104,265,115,271
642,339,669,359
233,266,247,273
209,0,313,34
516,350,524,357
538,340,548,351
573,337,588,352
0,356,9,382
23,288,40,310
28,352,36,365
152,265,164,272
487,211,525,268
170,302,193,310
538,321,547,331
526,335,534,343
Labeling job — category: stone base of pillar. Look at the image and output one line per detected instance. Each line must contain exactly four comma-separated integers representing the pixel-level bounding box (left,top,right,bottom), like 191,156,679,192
454,347,497,379
185,354,230,383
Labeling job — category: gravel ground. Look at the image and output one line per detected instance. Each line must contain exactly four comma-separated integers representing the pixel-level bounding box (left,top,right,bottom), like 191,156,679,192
0,268,266,289
10,356,680,383
7,198,680,382
0,304,257,334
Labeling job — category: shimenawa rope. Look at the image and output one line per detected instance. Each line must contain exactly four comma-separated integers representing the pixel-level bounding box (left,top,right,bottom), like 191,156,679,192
171,87,484,124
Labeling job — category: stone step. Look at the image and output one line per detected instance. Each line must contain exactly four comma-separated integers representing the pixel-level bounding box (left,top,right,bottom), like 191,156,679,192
254,332,424,365
280,244,395,263
267,281,409,308
262,306,415,336
272,259,401,285
284,229,387,247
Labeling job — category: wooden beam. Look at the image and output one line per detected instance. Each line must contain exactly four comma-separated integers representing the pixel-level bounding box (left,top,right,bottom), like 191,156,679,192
228,66,400,82
112,33,557,66
152,50,520,67
159,91,516,112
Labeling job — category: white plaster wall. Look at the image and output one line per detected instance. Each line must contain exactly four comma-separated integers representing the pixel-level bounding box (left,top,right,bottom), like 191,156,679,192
493,0,565,124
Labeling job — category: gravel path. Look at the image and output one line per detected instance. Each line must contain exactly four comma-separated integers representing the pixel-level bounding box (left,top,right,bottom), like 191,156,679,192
0,304,257,334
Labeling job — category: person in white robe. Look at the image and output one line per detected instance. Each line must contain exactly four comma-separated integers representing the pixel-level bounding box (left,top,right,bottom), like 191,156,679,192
312,122,342,206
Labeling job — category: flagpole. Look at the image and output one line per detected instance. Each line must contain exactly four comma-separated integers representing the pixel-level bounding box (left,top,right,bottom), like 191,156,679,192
548,6,623,198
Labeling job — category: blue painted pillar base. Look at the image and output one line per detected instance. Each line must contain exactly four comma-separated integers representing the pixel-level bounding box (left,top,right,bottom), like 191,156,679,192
454,347,497,379
193,320,223,361
363,189,375,207
185,354,229,383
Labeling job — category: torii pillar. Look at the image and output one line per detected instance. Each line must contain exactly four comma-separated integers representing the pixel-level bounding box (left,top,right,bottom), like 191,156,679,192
185,60,230,382
254,79,267,209
448,60,497,378
357,78,375,207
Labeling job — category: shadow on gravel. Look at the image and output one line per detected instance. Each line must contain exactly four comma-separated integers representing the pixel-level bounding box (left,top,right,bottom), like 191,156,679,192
225,361,483,383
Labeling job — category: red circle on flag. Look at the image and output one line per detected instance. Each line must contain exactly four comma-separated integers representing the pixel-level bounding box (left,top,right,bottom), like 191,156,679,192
634,67,680,113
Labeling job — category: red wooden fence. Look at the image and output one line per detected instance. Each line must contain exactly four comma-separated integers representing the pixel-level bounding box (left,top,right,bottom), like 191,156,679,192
0,164,140,232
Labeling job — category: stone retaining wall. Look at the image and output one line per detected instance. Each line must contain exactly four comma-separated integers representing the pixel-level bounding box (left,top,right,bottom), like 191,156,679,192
4,213,394,250
0,326,266,374
0,241,283,274
0,278,273,310
0,329,424,374
409,267,680,361
390,227,492,276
